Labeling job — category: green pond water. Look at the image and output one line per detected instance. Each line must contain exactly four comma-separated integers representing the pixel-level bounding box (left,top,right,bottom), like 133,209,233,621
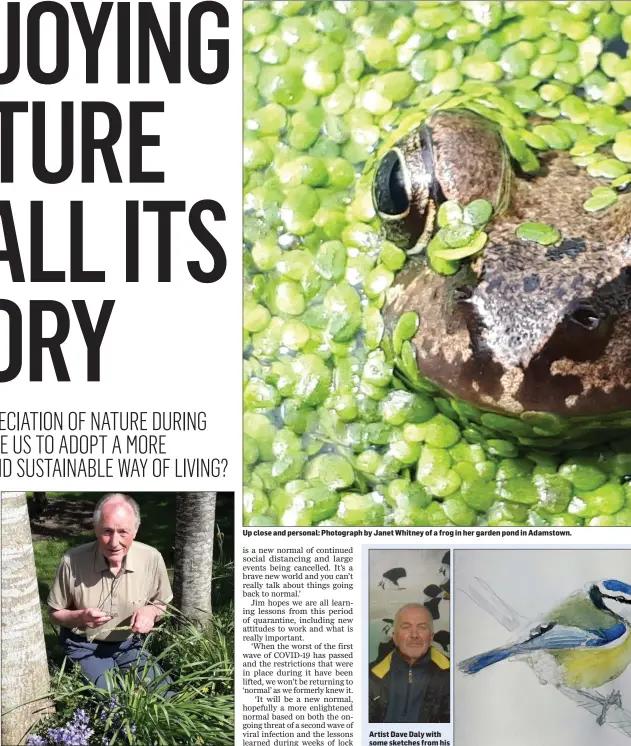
243,0,631,527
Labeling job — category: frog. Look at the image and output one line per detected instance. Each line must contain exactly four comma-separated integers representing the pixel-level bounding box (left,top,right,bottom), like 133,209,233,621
372,108,631,440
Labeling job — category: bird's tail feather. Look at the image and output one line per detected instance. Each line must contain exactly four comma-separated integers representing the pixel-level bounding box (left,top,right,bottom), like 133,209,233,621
458,645,517,674
464,577,525,632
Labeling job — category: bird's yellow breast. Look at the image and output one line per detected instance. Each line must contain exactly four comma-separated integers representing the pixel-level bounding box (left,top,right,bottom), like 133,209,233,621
553,628,631,689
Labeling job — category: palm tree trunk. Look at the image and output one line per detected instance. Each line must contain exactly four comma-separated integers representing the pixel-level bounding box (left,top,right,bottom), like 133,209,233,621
1,491,52,745
32,492,47,518
173,492,216,622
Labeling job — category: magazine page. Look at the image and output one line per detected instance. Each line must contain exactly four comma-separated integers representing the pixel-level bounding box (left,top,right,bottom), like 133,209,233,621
240,2,631,746
0,2,240,745
3,2,631,746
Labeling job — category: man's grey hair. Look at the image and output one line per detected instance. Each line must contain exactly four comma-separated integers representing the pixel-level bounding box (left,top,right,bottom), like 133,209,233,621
393,603,433,632
93,493,141,531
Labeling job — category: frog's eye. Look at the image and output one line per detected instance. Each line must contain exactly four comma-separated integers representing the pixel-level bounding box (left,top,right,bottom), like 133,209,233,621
373,150,410,217
569,305,601,330
373,131,438,254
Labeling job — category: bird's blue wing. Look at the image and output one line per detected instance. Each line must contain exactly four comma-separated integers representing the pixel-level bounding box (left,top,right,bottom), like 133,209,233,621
514,623,616,652
459,622,626,675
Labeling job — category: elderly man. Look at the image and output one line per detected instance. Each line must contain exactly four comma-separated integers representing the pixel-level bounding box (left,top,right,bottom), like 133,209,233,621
47,493,173,693
369,603,450,723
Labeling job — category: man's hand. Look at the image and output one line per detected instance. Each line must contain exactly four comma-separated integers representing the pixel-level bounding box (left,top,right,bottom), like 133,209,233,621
130,605,159,634
80,608,113,629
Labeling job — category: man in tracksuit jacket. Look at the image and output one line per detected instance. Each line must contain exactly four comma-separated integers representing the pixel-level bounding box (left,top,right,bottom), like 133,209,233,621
369,603,450,723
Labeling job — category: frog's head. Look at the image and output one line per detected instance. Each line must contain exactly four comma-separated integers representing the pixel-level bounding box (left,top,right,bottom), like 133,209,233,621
372,109,511,255
377,109,631,430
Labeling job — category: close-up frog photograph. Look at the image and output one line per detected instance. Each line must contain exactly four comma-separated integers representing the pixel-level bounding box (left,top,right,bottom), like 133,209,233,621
243,1,631,528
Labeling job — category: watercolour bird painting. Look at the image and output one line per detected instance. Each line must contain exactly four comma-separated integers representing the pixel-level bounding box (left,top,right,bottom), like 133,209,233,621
455,550,631,746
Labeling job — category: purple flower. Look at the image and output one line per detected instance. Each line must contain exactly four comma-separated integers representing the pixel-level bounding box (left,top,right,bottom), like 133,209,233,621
130,725,136,734
100,694,124,725
46,709,95,746
74,710,89,726
28,706,97,746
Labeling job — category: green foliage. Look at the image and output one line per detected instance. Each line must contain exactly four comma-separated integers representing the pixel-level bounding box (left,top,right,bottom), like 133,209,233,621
148,605,235,698
27,612,234,746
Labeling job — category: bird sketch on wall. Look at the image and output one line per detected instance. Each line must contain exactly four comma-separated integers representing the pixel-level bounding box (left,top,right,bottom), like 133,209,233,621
378,567,408,590
424,551,450,617
459,576,631,738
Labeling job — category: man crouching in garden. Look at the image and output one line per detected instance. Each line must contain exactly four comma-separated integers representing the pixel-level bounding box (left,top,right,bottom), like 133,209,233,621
47,493,173,694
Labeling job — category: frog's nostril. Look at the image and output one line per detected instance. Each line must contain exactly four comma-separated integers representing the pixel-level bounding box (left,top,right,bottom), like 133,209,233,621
453,286,472,302
569,305,601,330
374,150,409,216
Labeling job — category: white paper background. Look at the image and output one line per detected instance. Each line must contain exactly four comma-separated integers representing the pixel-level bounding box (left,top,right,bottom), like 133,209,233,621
0,1,242,491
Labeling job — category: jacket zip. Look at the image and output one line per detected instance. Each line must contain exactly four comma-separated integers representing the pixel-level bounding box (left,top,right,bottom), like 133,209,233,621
403,664,413,713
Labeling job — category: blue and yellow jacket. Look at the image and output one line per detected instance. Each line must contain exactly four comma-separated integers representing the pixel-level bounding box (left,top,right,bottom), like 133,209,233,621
369,647,450,723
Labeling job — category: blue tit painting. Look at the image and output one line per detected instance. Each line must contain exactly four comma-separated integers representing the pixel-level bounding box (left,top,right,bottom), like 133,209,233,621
459,578,631,736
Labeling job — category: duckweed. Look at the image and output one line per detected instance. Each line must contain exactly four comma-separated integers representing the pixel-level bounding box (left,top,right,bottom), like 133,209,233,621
583,190,619,210
425,198,492,271
243,1,631,528
515,221,562,245
463,199,494,227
